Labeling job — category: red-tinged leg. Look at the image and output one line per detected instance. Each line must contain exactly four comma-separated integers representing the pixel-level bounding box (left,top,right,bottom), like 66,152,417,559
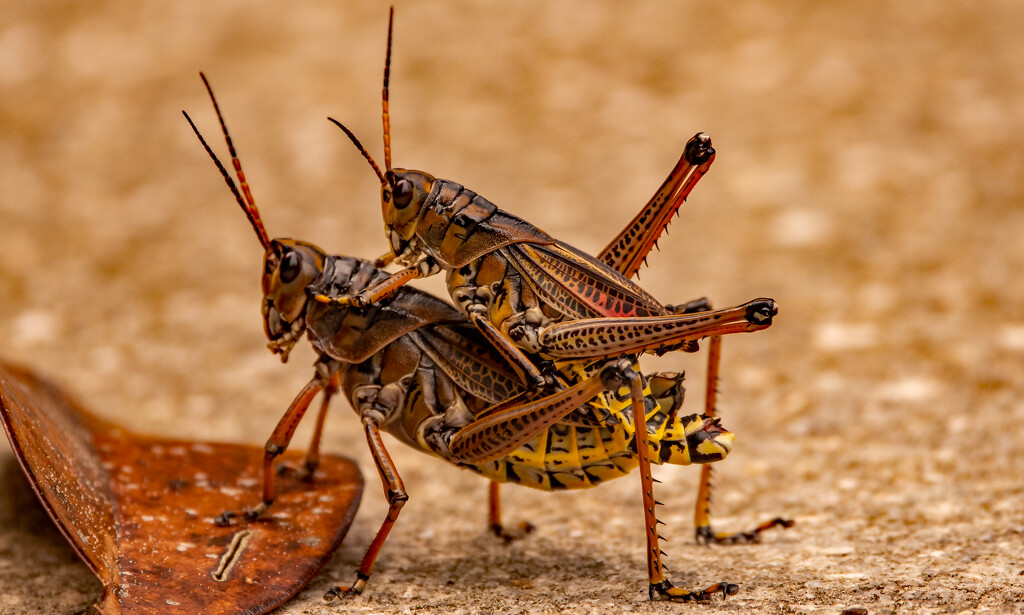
277,371,342,481
693,336,794,544
324,416,407,599
598,133,716,280
539,299,777,361
312,258,439,308
216,376,324,526
488,481,535,542
301,379,335,476
623,372,737,603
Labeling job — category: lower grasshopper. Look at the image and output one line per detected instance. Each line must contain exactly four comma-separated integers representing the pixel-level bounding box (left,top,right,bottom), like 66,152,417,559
184,76,745,602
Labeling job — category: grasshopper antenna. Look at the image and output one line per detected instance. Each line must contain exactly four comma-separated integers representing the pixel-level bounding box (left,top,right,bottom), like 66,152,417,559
183,73,271,249
326,7,392,186
383,5,393,172
328,117,386,185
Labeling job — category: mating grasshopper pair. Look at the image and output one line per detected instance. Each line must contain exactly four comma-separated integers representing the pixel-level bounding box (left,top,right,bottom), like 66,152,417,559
185,7,786,604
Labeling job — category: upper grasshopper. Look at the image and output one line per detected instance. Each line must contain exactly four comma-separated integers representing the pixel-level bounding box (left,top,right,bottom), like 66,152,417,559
326,9,776,396
323,9,790,598
184,74,746,602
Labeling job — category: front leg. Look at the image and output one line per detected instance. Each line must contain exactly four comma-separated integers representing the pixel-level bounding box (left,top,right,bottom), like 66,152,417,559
313,257,440,308
216,367,332,526
277,370,342,480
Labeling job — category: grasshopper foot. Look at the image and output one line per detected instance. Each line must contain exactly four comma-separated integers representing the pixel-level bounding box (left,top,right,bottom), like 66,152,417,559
214,501,271,527
276,459,320,482
323,574,368,601
650,579,739,602
695,517,794,545
490,520,536,543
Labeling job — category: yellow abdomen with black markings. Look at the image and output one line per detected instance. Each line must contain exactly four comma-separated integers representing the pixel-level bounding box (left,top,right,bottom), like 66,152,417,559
466,365,734,491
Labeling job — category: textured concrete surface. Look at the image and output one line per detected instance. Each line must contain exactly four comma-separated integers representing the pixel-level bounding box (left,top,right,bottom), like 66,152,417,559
1,2,1023,613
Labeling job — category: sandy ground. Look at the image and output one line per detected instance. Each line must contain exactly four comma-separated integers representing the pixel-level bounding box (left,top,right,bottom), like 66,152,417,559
1,2,1023,613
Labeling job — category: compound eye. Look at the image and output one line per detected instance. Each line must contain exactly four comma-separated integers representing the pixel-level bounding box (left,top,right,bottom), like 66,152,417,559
393,178,414,209
279,251,302,284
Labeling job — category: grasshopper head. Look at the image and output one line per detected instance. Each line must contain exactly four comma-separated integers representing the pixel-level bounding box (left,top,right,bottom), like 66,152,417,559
184,75,329,364
382,169,434,264
331,10,441,267
260,239,326,362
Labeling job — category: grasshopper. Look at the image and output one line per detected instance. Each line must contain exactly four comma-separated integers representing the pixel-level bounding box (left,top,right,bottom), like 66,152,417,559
327,4,790,566
184,76,746,602
324,11,774,379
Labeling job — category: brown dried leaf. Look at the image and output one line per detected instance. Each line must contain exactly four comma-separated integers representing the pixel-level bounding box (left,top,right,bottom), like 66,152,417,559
0,362,363,615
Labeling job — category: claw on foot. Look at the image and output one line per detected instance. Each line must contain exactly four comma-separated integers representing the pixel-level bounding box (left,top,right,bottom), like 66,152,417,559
244,504,267,521
276,460,319,482
491,521,536,543
649,579,739,602
323,576,367,601
322,586,348,601
695,517,794,545
214,502,271,527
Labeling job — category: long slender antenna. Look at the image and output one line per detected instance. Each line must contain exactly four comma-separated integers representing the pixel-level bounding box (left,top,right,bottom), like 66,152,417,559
183,73,271,249
328,117,386,185
382,6,394,172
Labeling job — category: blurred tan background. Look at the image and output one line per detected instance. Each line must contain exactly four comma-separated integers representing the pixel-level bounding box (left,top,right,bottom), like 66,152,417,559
1,2,1022,613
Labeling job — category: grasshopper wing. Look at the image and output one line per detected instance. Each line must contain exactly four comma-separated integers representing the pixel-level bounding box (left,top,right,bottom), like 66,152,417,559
505,241,668,320
413,323,527,405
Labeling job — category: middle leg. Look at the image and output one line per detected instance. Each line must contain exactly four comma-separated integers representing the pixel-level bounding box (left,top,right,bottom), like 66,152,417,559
487,481,535,543
324,415,408,599
693,335,793,544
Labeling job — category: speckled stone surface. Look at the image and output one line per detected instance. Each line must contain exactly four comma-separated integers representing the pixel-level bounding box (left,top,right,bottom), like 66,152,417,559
1,2,1022,613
